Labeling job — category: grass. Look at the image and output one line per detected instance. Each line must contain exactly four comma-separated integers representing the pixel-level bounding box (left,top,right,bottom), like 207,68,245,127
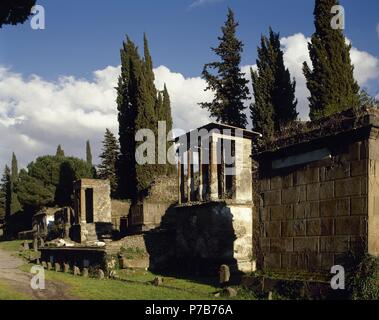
0,240,26,253
0,280,30,300
2,240,256,300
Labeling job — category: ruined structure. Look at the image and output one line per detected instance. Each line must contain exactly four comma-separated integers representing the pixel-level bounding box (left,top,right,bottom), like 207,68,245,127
255,108,379,273
173,123,261,273
71,179,112,243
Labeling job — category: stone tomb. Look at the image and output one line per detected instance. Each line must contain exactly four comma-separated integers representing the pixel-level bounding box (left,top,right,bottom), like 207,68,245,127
72,179,112,243
174,123,261,273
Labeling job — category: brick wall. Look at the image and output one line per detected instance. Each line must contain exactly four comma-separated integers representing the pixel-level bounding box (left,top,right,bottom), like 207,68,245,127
257,135,369,273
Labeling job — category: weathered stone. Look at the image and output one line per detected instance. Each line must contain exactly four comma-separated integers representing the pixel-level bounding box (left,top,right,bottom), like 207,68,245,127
351,160,367,177
265,221,281,237
41,261,47,269
82,268,89,277
293,237,318,252
282,186,306,205
219,265,230,285
63,263,70,273
264,253,281,270
73,266,81,276
335,217,366,236
306,220,321,236
306,183,320,201
54,263,61,272
97,269,105,280
320,237,349,253
221,287,237,298
263,190,281,206
22,241,29,251
270,177,282,190
319,182,334,200
293,220,306,236
152,276,163,286
47,262,52,271
335,178,362,197
270,206,284,221
325,163,350,180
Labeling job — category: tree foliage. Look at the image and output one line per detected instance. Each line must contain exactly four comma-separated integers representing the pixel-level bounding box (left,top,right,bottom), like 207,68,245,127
16,155,93,209
303,0,360,120
251,28,298,137
200,8,250,128
98,129,119,197
0,0,36,28
116,35,175,199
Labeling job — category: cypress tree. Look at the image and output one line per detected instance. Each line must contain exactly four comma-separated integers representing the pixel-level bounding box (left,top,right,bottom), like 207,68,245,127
200,8,250,128
56,145,65,157
86,140,93,167
98,129,119,197
1,166,12,220
116,37,139,199
303,0,360,120
10,153,21,214
162,84,175,175
0,166,11,221
251,28,298,137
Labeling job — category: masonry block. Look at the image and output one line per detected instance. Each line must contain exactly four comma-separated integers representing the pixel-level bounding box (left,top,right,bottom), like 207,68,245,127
351,196,366,215
325,163,350,180
270,206,284,221
306,219,321,236
320,236,349,253
306,183,320,201
335,217,366,236
264,253,281,270
294,237,319,252
265,221,281,237
263,190,281,206
335,178,362,197
351,160,368,177
319,181,334,200
282,186,306,205
293,220,306,236
270,176,282,190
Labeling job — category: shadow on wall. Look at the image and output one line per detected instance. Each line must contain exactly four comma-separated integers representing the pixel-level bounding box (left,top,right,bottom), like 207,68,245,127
143,202,242,277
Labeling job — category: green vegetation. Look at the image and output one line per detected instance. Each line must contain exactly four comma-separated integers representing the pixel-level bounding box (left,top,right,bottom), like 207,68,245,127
98,129,120,196
0,240,25,252
251,28,298,137
0,280,30,300
200,8,249,128
347,254,379,300
116,34,174,199
303,0,360,120
16,155,93,209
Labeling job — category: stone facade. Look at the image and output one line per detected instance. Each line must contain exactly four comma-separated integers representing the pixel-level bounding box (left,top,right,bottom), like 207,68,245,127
255,110,379,273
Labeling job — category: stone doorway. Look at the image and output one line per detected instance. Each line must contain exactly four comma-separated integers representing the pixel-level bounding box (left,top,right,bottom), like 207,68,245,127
85,188,94,223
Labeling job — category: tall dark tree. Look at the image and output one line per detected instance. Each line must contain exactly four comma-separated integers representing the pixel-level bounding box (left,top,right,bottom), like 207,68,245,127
117,35,174,199
10,153,21,214
200,8,250,128
0,0,36,28
303,0,360,120
86,140,92,166
162,84,175,175
116,37,140,199
56,145,65,157
98,129,119,196
251,28,298,137
0,166,11,221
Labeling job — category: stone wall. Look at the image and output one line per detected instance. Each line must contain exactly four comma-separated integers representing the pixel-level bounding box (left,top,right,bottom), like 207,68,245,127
174,201,253,274
256,113,375,273
111,200,130,232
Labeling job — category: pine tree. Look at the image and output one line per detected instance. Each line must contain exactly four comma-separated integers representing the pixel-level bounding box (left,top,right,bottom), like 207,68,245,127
200,8,250,128
303,0,360,120
98,129,119,196
56,145,65,157
86,140,92,166
10,153,21,214
251,28,298,137
1,166,11,220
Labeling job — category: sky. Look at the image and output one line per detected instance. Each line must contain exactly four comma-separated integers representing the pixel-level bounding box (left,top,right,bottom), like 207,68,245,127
0,0,378,170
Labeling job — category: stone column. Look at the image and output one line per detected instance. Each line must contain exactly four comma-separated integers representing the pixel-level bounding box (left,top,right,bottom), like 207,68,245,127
187,149,192,202
209,136,218,201
178,157,182,205
80,187,86,223
198,139,203,202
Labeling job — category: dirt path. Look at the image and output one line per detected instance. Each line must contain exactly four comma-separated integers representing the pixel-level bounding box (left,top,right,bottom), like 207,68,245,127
0,249,76,300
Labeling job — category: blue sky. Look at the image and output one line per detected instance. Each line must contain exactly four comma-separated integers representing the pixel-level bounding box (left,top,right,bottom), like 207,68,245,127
0,0,378,80
0,0,378,169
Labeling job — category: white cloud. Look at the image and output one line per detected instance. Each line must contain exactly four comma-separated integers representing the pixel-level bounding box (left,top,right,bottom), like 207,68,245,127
0,64,212,171
0,33,378,171
280,33,379,120
189,0,224,9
